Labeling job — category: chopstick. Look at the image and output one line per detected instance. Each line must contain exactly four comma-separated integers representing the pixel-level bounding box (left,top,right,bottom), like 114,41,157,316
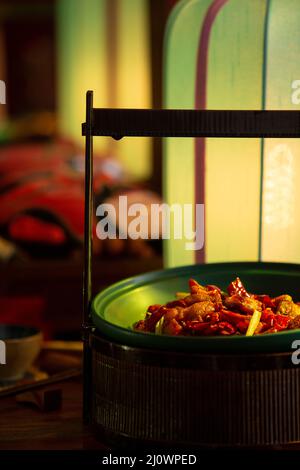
0,368,82,399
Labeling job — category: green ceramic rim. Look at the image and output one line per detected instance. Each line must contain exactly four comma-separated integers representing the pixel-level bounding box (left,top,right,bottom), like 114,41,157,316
92,262,300,353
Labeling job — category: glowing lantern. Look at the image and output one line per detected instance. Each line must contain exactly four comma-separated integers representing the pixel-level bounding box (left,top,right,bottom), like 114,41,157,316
164,0,300,267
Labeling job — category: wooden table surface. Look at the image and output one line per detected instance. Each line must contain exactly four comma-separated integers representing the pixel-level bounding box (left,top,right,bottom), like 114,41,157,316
0,376,106,450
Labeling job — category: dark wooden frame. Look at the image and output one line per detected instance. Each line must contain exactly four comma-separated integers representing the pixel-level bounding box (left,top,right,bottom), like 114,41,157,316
82,89,300,422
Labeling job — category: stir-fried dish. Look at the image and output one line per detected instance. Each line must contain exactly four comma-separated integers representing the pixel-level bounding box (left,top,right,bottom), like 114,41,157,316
134,277,300,336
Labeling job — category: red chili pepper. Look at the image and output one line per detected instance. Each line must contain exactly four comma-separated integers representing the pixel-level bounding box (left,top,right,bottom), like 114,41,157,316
260,309,275,330
255,295,275,310
185,320,210,331
203,323,220,335
236,320,249,334
206,284,222,294
227,277,250,298
219,310,248,324
145,305,167,332
217,321,237,335
261,309,290,332
185,320,237,336
274,314,290,330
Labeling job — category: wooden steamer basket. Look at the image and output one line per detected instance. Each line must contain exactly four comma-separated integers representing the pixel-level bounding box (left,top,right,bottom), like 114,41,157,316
82,91,300,448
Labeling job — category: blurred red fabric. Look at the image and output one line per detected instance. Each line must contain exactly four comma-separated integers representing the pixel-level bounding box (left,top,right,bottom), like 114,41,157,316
0,296,50,339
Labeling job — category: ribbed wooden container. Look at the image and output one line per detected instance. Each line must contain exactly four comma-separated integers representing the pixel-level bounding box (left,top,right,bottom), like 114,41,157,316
89,332,300,448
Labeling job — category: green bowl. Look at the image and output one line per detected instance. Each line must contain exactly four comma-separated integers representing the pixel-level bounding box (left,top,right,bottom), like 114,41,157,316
92,262,300,353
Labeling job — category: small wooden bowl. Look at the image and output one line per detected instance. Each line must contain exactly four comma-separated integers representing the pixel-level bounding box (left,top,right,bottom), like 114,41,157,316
0,325,42,382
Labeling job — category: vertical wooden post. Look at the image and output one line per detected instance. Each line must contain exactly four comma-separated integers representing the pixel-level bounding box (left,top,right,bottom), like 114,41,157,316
83,90,93,424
